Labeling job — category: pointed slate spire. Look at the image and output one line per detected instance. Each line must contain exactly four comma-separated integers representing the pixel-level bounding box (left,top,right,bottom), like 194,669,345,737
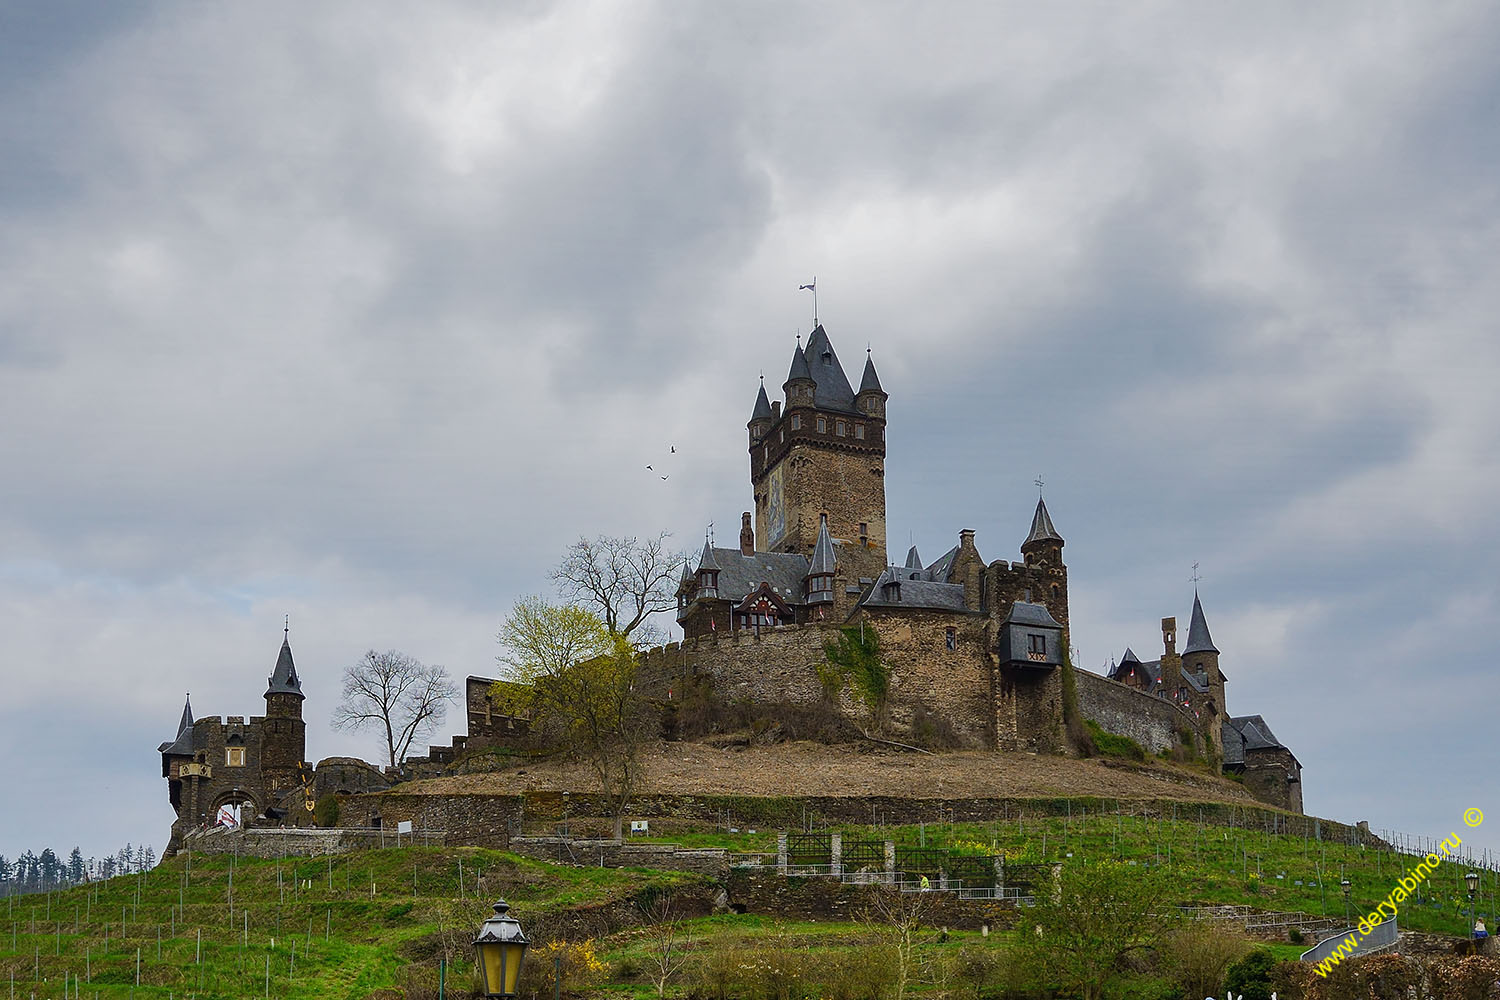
696,538,721,573
785,342,811,384
160,693,196,756
1183,592,1219,655
858,350,884,395
802,325,857,410
1023,497,1064,547
265,634,305,701
1121,647,1140,664
750,380,772,423
809,513,837,576
904,545,923,570
679,560,694,588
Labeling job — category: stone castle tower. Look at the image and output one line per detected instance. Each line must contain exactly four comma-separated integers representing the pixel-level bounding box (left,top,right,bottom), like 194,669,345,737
260,631,307,796
747,326,889,583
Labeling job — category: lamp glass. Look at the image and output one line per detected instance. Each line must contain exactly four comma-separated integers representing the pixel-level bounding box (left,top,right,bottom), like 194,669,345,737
477,941,525,997
1466,872,1480,893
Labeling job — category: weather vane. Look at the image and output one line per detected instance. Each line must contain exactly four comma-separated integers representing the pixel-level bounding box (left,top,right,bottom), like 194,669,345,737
1034,475,1045,496
1190,562,1202,585
799,278,818,327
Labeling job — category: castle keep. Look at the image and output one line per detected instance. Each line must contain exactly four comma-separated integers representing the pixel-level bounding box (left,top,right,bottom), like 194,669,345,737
655,325,1303,811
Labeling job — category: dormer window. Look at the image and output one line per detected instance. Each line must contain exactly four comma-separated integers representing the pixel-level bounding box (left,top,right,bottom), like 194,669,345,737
1028,634,1046,657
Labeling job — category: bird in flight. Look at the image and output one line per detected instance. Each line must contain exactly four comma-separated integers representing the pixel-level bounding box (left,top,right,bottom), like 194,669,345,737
646,465,653,470
660,475,669,480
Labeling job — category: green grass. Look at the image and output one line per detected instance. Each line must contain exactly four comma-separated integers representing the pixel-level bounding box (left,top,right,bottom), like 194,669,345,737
0,846,698,999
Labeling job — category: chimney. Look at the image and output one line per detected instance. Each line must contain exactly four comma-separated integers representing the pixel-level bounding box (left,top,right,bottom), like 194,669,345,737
959,528,976,551
1161,617,1177,657
771,400,782,421
740,512,755,556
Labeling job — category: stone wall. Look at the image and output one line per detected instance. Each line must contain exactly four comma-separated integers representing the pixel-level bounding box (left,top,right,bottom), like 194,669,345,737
639,616,994,747
508,836,743,878
181,825,418,858
724,869,1022,930
337,787,1376,851
1074,667,1196,755
1241,746,1304,813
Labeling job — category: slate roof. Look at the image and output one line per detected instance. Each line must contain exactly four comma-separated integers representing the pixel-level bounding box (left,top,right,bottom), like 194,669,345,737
904,545,922,569
693,547,810,603
1180,667,1210,694
860,567,969,611
785,343,811,384
265,636,305,700
1230,714,1284,750
809,516,837,575
1221,721,1245,766
1023,498,1064,547
923,545,959,584
1003,601,1063,628
159,694,195,756
858,352,884,395
1184,592,1218,654
802,326,860,413
696,539,721,573
750,381,772,422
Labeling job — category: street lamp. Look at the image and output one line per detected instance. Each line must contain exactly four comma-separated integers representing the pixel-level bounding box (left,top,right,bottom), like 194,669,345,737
473,899,529,998
1340,878,1352,926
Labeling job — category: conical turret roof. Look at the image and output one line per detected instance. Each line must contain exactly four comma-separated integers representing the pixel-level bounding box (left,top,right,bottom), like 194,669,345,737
785,343,811,384
803,326,857,411
808,515,837,576
904,545,922,569
159,693,195,756
750,381,772,422
859,352,884,395
265,635,305,701
1023,497,1064,548
1183,592,1218,655
696,539,721,573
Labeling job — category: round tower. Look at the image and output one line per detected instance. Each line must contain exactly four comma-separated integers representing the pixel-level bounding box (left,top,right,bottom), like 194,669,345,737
262,629,307,796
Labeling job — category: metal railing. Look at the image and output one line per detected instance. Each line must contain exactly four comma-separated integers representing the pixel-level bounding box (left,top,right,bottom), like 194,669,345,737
1300,917,1399,963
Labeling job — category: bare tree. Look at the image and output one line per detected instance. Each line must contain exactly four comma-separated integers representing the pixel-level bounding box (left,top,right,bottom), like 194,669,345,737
639,895,691,1000
864,885,928,1000
332,650,456,767
552,533,686,641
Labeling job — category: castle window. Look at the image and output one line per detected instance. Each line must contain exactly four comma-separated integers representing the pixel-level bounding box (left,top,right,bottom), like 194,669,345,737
817,416,827,433
945,627,957,651
855,424,865,440
791,415,801,430
763,445,768,462
859,522,868,539
1028,634,1046,655
1051,584,1059,602
779,430,784,443
836,420,846,436
226,748,245,768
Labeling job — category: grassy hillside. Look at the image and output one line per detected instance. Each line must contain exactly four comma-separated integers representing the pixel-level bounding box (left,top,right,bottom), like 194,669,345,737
0,846,699,999
1,808,1491,998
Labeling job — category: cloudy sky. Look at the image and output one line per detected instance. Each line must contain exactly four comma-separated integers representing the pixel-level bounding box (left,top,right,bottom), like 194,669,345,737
3,1,1497,864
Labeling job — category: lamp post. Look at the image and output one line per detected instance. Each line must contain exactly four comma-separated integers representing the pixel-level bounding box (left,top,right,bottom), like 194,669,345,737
473,900,529,998
1340,878,1352,927
1465,871,1481,943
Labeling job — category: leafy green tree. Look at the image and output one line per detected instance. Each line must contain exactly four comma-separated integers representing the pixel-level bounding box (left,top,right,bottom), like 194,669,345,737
1012,859,1173,1000
66,848,85,884
496,597,612,687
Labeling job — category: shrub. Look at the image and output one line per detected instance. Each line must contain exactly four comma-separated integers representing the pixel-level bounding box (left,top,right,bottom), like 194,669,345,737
1084,720,1146,761
1223,947,1277,1000
1287,926,1305,944
520,939,609,998
817,944,896,1000
314,794,340,828
1161,920,1250,999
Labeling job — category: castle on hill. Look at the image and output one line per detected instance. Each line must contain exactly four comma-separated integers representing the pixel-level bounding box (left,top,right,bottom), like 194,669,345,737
158,327,1303,852
652,325,1303,811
